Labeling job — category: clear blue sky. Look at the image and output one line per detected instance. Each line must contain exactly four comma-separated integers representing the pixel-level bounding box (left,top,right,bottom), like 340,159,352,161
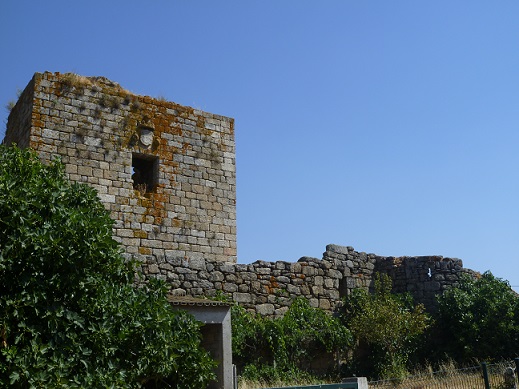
1,1,518,289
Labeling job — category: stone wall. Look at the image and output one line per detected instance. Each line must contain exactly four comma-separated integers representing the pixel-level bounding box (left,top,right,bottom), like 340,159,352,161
4,78,34,148
375,253,474,312
144,244,479,315
4,72,237,263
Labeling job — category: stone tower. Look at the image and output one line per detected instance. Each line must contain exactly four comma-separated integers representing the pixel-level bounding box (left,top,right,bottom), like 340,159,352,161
4,72,237,270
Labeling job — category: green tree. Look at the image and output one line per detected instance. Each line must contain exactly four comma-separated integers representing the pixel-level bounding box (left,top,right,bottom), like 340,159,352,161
435,271,519,362
232,297,352,382
0,145,216,388
341,273,431,380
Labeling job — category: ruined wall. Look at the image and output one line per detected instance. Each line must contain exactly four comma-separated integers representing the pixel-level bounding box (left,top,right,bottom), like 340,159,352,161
4,72,237,263
150,244,479,315
375,254,472,311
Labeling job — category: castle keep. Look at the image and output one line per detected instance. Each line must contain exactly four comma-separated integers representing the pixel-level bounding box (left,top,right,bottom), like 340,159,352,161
5,72,237,265
5,72,479,316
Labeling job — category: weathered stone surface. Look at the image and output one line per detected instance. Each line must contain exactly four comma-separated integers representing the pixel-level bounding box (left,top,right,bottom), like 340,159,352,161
312,285,324,296
256,303,275,316
238,284,249,292
287,284,300,294
188,257,207,271
327,269,342,279
233,292,252,303
5,71,236,267
324,278,335,288
220,263,236,273
209,271,225,282
326,244,350,255
319,299,331,310
148,264,159,274
277,276,290,284
275,306,289,316
302,266,315,276
222,283,238,292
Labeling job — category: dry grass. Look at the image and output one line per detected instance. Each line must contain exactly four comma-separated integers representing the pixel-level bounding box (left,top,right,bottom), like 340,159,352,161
238,377,330,389
238,361,516,389
370,360,513,389
59,73,133,98
60,73,94,90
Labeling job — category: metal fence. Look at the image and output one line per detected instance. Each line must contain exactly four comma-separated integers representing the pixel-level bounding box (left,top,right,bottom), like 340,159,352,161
369,360,519,389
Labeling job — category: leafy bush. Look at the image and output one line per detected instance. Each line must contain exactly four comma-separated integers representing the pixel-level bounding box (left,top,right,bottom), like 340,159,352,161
232,297,352,382
341,273,431,380
0,146,216,388
435,271,519,362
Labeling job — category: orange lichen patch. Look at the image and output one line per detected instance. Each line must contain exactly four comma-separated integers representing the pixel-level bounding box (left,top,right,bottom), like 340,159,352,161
202,128,213,137
147,206,164,219
139,247,152,255
133,230,148,239
30,136,45,152
168,125,182,136
160,151,176,162
263,275,279,295
178,107,192,119
130,190,167,223
117,197,130,206
155,116,169,127
135,194,151,207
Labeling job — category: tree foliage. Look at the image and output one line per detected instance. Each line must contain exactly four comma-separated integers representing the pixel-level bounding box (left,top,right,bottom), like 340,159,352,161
341,273,431,380
0,145,216,388
232,297,352,382
435,271,519,362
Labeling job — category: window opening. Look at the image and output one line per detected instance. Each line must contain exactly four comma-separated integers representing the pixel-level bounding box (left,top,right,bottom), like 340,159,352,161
132,153,158,194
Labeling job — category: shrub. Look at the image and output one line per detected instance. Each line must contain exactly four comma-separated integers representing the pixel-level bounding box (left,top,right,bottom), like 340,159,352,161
232,297,352,382
435,271,519,362
341,273,431,380
0,145,216,388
